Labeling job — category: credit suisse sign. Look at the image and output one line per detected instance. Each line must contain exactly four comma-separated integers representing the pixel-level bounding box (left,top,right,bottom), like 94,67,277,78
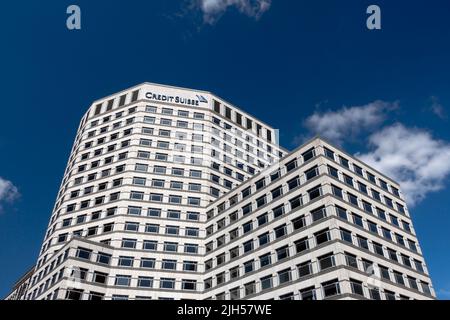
145,91,208,107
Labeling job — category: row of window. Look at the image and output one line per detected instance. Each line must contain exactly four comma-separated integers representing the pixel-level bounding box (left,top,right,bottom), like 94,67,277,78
342,251,432,296
85,110,276,160
339,227,422,273
336,206,416,251
331,184,415,239
328,164,406,216
205,147,318,221
324,146,401,199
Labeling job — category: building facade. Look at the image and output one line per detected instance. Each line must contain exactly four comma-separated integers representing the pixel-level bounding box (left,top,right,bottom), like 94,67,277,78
13,83,434,300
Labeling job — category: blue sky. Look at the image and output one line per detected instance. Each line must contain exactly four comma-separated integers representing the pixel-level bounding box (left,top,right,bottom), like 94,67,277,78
0,0,449,299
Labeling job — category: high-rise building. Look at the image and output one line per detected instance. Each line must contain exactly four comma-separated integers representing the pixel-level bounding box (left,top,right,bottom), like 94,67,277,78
10,83,434,300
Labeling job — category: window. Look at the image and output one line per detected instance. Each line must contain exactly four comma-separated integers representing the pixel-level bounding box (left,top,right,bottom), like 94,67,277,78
318,253,335,270
384,290,396,300
150,193,163,202
160,278,175,289
311,206,326,221
348,193,358,206
343,174,353,187
354,164,363,176
242,203,252,215
328,166,339,179
243,221,253,234
372,190,381,202
258,232,270,246
302,148,315,162
287,176,300,191
97,252,111,265
188,197,200,206
258,213,268,226
243,240,254,253
295,237,309,253
270,170,281,182
379,265,390,280
260,275,273,290
162,259,177,270
392,186,400,197
252,177,266,191
394,271,405,286
395,233,405,247
244,260,254,273
300,286,316,300
357,235,369,250
333,207,347,221
241,187,251,199
137,277,153,288
166,225,179,235
115,275,131,287
278,268,291,284
256,195,267,208
152,179,165,188
373,242,384,256
352,214,364,228
358,182,368,194
244,281,256,296
324,147,334,159
368,220,378,234
350,279,364,296
76,247,92,260
276,245,289,260
164,242,178,252
260,253,272,267
289,195,302,210
273,204,285,218
125,222,139,231
182,280,196,291
185,243,198,254
271,186,283,199
141,258,155,269
93,272,108,284
292,215,306,230
361,201,372,214
183,261,197,272
345,252,358,269
332,185,343,198
339,156,349,168
315,229,331,245
340,228,353,243
118,256,134,267
66,289,84,300
145,224,159,234
322,279,340,297
130,191,144,200
121,238,137,249
308,185,322,200
274,224,287,239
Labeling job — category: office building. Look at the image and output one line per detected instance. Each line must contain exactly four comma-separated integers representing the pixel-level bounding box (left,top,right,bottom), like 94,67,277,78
9,83,435,300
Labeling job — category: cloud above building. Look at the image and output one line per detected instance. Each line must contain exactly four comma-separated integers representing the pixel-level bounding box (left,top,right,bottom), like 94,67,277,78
357,124,450,206
301,101,450,207
302,100,398,145
0,177,20,213
196,0,271,24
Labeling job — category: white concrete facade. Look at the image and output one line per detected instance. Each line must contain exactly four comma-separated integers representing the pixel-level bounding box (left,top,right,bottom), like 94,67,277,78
18,83,434,300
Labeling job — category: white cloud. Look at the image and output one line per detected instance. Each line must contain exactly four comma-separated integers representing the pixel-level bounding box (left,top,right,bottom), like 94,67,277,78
430,96,447,119
197,0,271,24
303,100,398,145
0,177,20,212
357,124,450,206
